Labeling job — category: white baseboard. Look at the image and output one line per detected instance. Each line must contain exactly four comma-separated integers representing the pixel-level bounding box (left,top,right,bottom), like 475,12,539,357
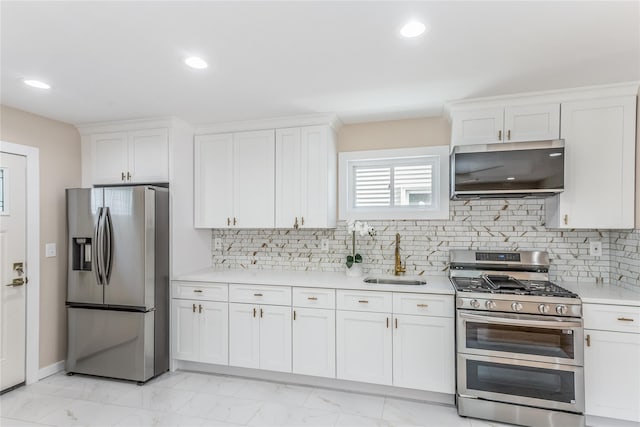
38,360,65,380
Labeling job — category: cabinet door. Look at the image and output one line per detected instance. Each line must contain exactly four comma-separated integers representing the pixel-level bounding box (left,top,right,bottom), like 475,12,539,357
275,128,302,228
336,310,392,385
91,132,129,185
172,300,199,362
585,329,640,422
392,314,454,393
194,134,234,228
233,130,275,228
553,96,636,229
199,301,229,365
128,128,169,183
451,109,504,146
293,307,335,378
259,305,292,373
229,303,260,368
503,103,560,143
301,126,336,228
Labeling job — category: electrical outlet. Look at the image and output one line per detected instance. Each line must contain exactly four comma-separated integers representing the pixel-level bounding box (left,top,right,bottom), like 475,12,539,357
589,241,602,257
45,243,57,258
321,239,329,252
214,238,222,250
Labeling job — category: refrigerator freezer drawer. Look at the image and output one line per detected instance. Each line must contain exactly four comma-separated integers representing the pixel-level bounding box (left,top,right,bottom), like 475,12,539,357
66,307,154,382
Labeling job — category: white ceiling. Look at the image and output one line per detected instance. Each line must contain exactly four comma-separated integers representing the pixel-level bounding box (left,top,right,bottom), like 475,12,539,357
1,1,639,126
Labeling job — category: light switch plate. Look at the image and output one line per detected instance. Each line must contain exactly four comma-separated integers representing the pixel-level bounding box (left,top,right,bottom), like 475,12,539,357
321,239,329,252
45,243,57,258
589,241,602,257
214,238,222,251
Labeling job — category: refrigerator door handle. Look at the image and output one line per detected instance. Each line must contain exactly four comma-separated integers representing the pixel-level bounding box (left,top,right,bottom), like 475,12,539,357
93,207,104,285
97,206,107,285
104,207,114,285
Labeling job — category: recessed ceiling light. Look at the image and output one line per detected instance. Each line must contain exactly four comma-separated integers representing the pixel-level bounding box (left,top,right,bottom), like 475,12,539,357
400,20,427,38
549,152,563,157
506,177,516,181
23,79,51,89
185,56,208,69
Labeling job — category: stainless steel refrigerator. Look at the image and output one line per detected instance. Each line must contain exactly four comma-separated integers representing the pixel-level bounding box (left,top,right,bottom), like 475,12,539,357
65,186,169,383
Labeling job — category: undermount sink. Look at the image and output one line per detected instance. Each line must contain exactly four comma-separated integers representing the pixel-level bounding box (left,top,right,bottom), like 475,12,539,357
363,277,427,286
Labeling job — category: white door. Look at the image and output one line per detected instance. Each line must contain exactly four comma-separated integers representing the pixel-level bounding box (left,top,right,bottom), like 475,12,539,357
451,108,504,146
585,329,640,422
392,314,455,393
275,128,302,228
128,128,169,183
199,301,228,365
503,103,560,143
171,300,199,362
233,130,275,228
91,132,128,185
0,152,27,391
293,307,335,378
259,305,292,373
194,134,234,228
336,310,392,385
558,96,636,229
229,303,259,368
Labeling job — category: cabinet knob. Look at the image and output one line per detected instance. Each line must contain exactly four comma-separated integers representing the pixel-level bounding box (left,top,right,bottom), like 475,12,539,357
498,130,502,141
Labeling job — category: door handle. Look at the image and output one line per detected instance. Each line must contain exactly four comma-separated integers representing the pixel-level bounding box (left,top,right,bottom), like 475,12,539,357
498,130,502,141
260,308,263,318
198,304,203,314
192,303,196,313
103,207,113,285
6,278,26,287
294,217,299,229
395,318,398,329
301,216,304,226
293,310,296,321
94,207,104,285
253,307,256,318
586,334,591,347
126,172,131,181
507,130,511,140
227,217,231,226
233,217,237,226
121,172,126,181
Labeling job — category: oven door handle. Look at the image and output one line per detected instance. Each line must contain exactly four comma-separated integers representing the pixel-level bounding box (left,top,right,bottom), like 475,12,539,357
459,311,582,329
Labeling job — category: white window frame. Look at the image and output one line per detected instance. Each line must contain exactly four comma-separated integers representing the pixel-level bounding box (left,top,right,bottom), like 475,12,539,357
339,146,450,220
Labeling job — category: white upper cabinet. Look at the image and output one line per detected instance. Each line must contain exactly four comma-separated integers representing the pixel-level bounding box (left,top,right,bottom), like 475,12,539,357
90,128,169,185
275,125,337,228
546,96,636,229
194,130,275,228
451,103,560,146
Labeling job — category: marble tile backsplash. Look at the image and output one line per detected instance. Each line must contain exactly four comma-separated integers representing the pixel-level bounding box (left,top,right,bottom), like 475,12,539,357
209,199,639,286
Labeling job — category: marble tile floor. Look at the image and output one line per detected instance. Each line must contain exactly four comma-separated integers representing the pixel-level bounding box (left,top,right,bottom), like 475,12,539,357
0,370,514,427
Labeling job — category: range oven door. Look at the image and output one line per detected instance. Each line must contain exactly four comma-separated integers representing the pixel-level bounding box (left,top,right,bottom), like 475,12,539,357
457,310,583,365
458,353,584,413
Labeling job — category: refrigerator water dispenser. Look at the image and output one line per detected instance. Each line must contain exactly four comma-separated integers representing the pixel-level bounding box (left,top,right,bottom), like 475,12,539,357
72,237,92,271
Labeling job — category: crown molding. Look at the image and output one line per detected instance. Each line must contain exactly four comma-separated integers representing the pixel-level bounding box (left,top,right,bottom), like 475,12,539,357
75,116,192,135
194,113,343,135
444,81,640,120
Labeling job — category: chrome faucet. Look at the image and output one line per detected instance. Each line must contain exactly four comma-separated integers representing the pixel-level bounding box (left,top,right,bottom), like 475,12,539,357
394,233,406,275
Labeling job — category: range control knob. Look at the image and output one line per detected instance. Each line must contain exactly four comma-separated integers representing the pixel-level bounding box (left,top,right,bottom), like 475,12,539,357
511,302,523,312
538,304,550,314
485,300,496,310
556,305,568,315
470,299,480,309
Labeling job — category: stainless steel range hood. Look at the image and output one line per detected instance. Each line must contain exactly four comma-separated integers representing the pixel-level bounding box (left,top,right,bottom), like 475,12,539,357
450,140,565,200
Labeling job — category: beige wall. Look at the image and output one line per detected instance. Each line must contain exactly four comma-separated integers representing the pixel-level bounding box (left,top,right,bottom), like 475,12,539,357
337,116,450,152
0,105,81,368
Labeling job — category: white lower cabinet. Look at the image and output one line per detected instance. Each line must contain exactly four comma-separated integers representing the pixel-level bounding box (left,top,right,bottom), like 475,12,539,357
172,299,228,364
229,303,292,373
392,314,454,393
292,307,335,378
584,303,640,422
336,310,393,385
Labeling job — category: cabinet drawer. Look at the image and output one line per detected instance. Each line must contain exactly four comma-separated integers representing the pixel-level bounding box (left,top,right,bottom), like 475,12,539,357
337,290,392,313
293,287,335,309
229,284,291,306
584,304,640,333
393,293,454,318
172,281,228,302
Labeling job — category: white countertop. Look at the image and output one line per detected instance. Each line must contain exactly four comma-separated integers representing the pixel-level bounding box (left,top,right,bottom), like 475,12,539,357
559,281,640,307
174,268,455,295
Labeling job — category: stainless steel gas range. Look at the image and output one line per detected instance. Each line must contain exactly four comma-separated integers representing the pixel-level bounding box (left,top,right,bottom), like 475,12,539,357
450,250,585,427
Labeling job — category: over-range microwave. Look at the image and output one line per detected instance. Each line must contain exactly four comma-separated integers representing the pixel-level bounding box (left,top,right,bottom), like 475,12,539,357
450,140,565,199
